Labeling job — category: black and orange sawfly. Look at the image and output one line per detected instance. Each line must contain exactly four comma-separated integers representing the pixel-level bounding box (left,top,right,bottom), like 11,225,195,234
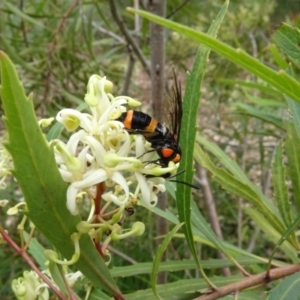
117,72,199,189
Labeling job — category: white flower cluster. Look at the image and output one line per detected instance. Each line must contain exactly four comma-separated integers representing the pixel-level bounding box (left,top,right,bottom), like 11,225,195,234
11,270,49,300
54,75,177,215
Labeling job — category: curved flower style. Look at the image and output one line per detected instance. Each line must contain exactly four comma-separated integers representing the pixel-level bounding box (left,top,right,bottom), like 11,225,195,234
54,75,178,215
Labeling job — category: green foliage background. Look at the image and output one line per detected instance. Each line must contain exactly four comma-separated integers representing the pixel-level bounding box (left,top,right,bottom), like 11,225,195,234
1,0,300,299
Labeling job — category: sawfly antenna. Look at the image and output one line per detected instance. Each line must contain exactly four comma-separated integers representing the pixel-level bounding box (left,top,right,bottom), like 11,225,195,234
169,170,200,189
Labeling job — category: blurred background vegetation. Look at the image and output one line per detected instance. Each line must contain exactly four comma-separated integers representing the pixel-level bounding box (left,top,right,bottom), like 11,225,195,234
1,0,300,298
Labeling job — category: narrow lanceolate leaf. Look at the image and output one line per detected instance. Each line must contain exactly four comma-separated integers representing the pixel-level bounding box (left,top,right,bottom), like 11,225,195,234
268,272,300,300
0,51,121,297
194,143,298,249
127,9,300,104
267,213,300,269
246,94,285,108
269,44,289,70
3,0,46,29
151,223,184,299
125,276,244,300
244,208,298,262
233,103,283,129
285,121,300,211
111,257,263,278
286,93,300,137
190,201,249,274
196,134,249,183
284,66,300,141
148,202,282,264
218,79,283,96
271,23,300,68
196,135,279,216
271,142,295,240
176,0,229,288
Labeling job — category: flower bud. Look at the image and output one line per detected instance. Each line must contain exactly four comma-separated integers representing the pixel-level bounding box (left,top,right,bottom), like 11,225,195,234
38,117,54,128
131,221,145,236
76,221,91,233
0,199,9,207
103,79,113,93
127,98,141,107
103,153,121,168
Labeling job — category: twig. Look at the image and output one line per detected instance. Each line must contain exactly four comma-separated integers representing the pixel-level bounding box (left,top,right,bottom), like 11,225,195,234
48,0,81,55
166,0,192,19
109,0,150,75
0,228,65,300
133,0,140,32
195,264,300,300
59,265,77,300
44,0,81,99
107,245,137,264
148,0,167,284
197,166,224,240
19,0,29,50
122,49,135,95
196,165,230,277
86,18,125,44
237,130,248,249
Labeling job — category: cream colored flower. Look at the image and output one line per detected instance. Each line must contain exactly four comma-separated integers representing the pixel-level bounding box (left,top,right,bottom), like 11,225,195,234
55,75,178,215
11,271,49,300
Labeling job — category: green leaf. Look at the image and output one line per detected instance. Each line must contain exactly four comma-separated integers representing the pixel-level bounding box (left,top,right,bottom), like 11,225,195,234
246,94,286,108
151,223,184,299
286,94,300,137
193,142,298,248
284,65,300,139
197,135,277,210
285,121,300,211
233,103,283,129
190,201,228,253
267,212,300,271
271,23,300,68
272,142,294,231
59,87,87,107
190,208,282,265
267,272,300,300
48,261,68,295
127,9,300,104
124,276,243,300
46,122,64,141
244,208,298,262
89,289,111,300
24,232,47,270
3,0,47,29
146,201,286,266
196,135,250,182
110,257,264,278
176,0,229,288
189,201,251,273
0,51,122,297
0,36,40,73
218,79,283,96
270,44,289,70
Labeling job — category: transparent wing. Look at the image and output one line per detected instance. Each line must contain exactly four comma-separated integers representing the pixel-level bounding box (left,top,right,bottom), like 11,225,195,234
163,70,183,141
